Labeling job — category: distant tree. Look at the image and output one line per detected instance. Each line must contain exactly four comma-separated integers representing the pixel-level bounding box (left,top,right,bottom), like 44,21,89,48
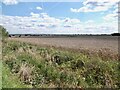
111,33,120,36
0,25,9,39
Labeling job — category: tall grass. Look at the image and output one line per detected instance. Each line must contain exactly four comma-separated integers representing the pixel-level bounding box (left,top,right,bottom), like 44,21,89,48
2,64,31,88
2,40,120,88
0,60,2,89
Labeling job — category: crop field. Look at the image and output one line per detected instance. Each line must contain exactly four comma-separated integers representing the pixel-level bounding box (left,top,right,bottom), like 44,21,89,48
9,36,119,53
1,25,120,88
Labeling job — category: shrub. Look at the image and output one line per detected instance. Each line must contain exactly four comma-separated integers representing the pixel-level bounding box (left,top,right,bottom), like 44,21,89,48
0,25,8,40
71,60,85,70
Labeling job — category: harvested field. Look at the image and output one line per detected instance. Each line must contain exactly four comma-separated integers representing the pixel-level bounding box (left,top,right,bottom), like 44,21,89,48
9,36,119,53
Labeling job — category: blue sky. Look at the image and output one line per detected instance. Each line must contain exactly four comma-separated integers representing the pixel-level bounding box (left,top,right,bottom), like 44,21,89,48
2,2,107,22
0,0,119,34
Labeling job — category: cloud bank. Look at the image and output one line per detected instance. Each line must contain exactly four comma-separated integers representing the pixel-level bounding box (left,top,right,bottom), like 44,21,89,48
70,0,119,12
1,12,118,34
1,1,118,34
2,0,19,5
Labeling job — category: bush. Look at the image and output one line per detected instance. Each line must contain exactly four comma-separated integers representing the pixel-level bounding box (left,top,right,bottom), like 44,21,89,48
51,52,74,65
71,60,85,70
0,25,8,40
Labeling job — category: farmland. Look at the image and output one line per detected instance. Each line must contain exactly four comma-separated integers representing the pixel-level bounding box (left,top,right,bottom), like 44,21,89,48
1,35,119,88
9,36,119,53
1,25,120,89
1,0,120,88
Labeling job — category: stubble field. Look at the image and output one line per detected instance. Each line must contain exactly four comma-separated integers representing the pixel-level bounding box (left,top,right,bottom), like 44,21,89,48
9,36,119,53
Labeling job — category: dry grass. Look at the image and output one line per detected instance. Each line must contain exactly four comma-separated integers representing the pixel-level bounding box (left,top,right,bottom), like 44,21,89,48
9,37,119,61
9,36,119,53
2,37,120,88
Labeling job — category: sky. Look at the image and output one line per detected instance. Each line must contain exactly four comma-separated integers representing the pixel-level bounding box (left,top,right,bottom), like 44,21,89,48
0,0,119,34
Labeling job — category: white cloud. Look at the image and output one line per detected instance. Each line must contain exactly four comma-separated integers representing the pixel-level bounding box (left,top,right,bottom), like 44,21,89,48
70,0,119,13
85,20,95,24
103,5,118,22
2,0,18,5
1,11,118,34
36,6,42,10
103,13,118,21
83,0,119,5
63,18,80,23
70,8,79,13
30,12,40,18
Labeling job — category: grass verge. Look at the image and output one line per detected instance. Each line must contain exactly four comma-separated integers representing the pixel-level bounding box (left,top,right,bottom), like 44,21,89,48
2,39,120,88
